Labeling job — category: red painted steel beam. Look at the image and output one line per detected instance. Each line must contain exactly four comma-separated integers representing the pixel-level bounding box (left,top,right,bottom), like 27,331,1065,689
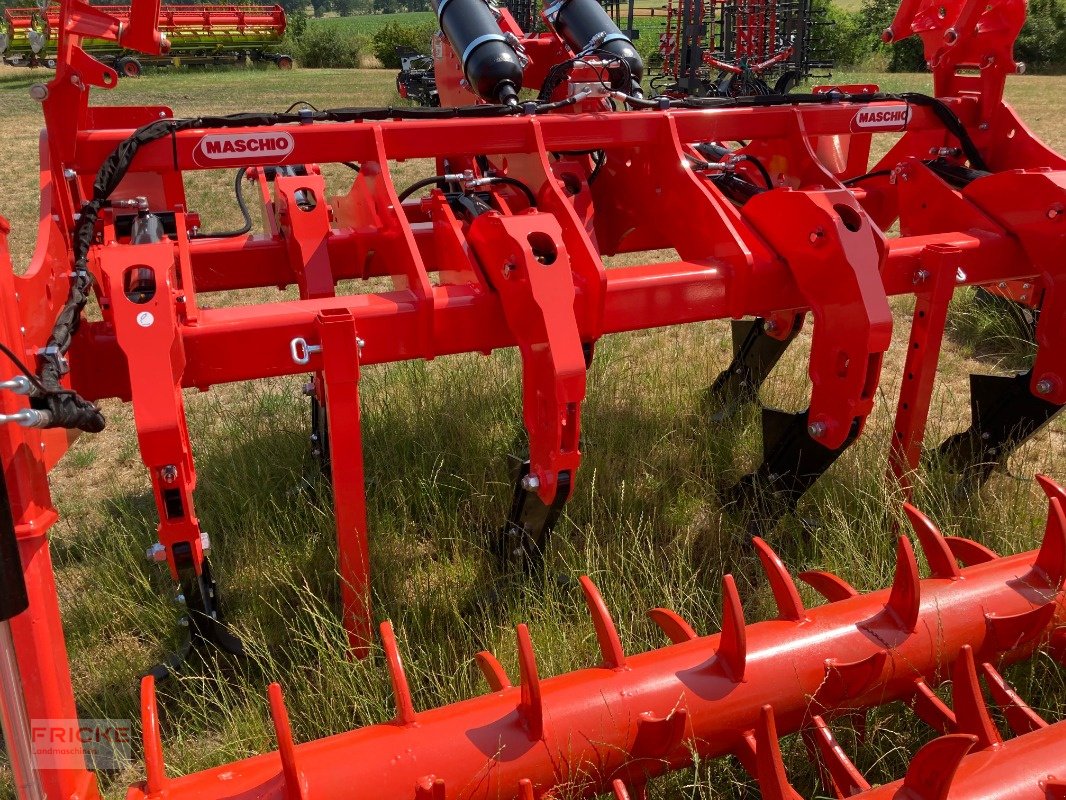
126,487,1066,800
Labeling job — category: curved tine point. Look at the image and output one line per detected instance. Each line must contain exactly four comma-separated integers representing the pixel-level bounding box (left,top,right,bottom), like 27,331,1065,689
808,715,871,797
718,574,747,682
755,705,793,800
416,776,446,800
611,779,632,800
475,650,512,691
903,503,961,580
798,570,859,603
579,576,626,669
943,535,998,566
912,679,957,735
267,683,305,800
752,537,805,621
984,603,1056,652
632,708,688,759
516,624,544,740
518,778,535,800
648,607,698,643
901,734,976,800
1046,780,1066,800
886,536,920,634
1034,497,1066,590
379,621,416,725
820,650,888,703
1036,473,1066,505
140,675,166,795
979,661,1048,734
950,645,999,750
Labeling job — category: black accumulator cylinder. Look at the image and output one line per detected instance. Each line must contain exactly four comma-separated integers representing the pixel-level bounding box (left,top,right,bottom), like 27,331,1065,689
433,0,524,104
548,0,643,92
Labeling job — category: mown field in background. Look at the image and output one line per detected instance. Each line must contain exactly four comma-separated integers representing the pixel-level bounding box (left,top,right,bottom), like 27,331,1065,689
0,64,1065,799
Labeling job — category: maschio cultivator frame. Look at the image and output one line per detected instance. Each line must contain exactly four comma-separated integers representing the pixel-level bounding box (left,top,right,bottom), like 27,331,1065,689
0,0,1064,795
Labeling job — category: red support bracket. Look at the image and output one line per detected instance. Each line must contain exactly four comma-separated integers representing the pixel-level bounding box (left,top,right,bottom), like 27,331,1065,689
276,173,336,301
314,309,371,656
467,212,586,506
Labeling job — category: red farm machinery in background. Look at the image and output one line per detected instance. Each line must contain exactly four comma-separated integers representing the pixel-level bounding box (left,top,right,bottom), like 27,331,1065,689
1,2,290,73
0,0,1065,794
653,0,833,96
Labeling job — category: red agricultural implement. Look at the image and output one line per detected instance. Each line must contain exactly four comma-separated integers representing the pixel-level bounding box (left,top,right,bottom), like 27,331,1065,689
0,2,290,72
0,0,1065,794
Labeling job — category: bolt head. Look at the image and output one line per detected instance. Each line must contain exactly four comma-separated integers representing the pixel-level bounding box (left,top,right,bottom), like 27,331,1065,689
146,543,167,563
161,465,178,483
913,269,930,284
807,421,827,438
1036,378,1055,395
763,319,778,333
521,474,541,491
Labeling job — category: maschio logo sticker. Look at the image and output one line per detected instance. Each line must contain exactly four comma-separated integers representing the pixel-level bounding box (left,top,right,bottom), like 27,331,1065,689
193,132,295,165
851,104,911,132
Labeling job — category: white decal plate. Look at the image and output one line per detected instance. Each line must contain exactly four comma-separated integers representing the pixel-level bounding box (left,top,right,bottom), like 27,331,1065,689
851,104,911,132
194,132,295,165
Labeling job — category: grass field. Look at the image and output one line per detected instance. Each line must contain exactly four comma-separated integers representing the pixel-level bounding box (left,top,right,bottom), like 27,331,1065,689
0,62,1065,799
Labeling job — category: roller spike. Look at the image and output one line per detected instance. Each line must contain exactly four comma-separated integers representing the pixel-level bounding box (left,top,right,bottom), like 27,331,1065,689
518,778,534,800
267,683,307,800
416,776,446,800
140,675,166,796
647,607,698,643
911,679,957,734
903,503,961,580
985,603,1057,652
1033,497,1066,590
885,536,921,633
475,650,513,691
806,714,871,797
979,661,1048,734
753,537,805,621
718,574,747,682
849,710,869,745
579,576,626,669
1036,473,1066,506
517,624,544,740
611,779,631,800
754,705,799,800
899,734,976,800
798,569,859,603
943,535,998,566
632,708,688,758
950,645,1000,750
819,651,888,703
380,621,417,726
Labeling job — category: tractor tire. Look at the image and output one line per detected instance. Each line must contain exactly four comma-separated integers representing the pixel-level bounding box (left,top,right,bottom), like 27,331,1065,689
276,54,294,69
117,57,142,78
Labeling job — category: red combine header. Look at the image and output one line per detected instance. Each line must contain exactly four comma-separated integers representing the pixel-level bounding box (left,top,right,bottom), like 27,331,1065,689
0,0,1063,795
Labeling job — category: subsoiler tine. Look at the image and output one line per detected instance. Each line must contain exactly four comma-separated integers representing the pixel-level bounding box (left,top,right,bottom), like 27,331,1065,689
899,734,976,800
647,607,698,643
798,569,859,603
267,683,306,800
717,574,746,682
579,576,626,669
516,624,543,740
950,645,1000,749
139,675,166,797
379,621,416,725
903,503,961,580
806,714,871,797
979,661,1049,735
475,650,513,691
752,537,805,621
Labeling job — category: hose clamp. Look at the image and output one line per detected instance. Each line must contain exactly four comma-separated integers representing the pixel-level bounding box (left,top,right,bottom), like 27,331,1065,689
460,32,508,68
542,0,571,24
435,0,455,20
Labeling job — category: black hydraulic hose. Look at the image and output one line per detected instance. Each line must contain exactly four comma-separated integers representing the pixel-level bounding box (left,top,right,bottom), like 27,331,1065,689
192,167,251,239
397,175,452,203
397,174,537,208
733,153,773,190
843,169,893,186
483,175,538,208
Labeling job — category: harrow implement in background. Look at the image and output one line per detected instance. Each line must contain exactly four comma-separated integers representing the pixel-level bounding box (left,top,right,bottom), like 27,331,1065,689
0,0,1065,795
